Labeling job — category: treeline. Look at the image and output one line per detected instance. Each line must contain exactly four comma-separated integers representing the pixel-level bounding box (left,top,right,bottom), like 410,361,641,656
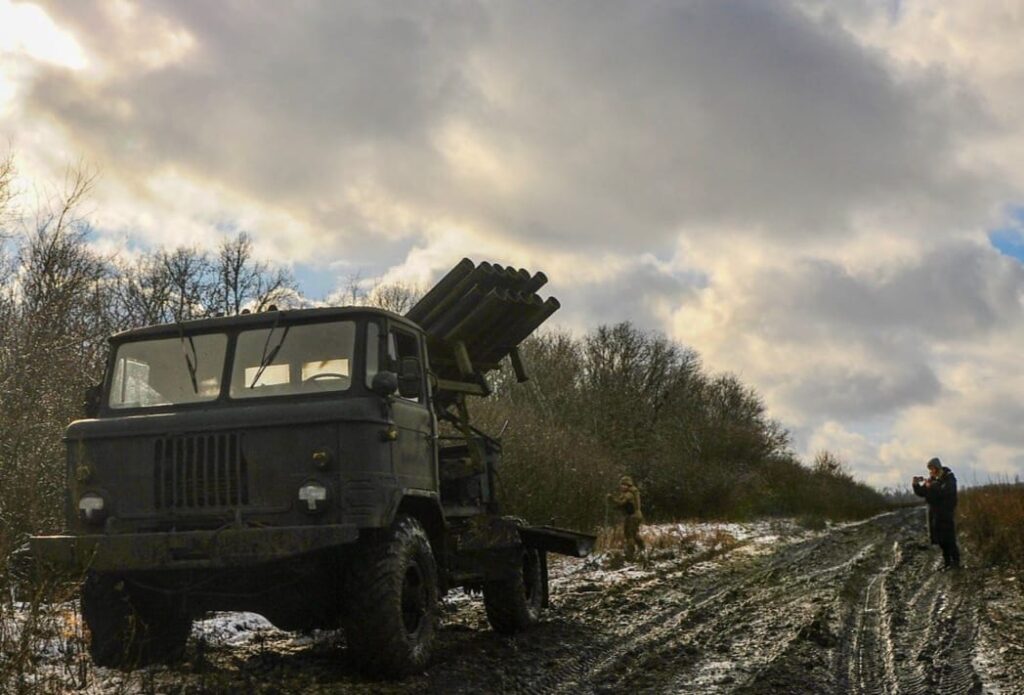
472,326,888,530
0,158,887,548
0,164,304,539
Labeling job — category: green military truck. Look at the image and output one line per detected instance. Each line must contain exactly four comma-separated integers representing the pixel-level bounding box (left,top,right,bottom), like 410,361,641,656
31,258,593,675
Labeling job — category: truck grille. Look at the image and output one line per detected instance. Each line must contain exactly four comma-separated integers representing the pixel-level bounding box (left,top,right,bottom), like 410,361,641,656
153,433,250,509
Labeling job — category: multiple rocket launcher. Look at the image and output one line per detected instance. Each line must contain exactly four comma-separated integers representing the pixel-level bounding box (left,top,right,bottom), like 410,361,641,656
405,258,560,399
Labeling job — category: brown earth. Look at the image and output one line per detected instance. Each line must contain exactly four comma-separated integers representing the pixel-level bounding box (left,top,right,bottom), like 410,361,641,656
69,508,1024,694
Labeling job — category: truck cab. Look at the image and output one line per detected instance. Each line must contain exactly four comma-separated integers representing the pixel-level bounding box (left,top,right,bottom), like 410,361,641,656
68,308,435,538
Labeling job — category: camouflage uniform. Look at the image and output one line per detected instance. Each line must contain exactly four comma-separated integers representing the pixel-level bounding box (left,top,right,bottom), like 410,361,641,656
609,476,645,560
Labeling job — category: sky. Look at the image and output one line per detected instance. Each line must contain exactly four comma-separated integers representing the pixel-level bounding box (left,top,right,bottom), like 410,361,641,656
2,0,1023,488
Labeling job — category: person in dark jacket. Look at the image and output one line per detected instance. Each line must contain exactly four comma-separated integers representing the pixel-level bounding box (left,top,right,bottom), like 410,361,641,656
912,457,960,569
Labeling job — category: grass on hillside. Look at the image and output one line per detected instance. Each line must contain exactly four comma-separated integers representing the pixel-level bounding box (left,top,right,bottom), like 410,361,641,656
959,482,1024,571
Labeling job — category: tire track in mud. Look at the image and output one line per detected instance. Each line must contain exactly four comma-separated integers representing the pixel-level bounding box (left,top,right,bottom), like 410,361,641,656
530,545,761,694
536,515,902,694
830,509,983,695
665,516,903,694
534,508,987,695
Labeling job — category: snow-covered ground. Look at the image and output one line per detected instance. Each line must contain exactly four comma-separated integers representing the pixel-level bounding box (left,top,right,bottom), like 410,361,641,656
3,519,808,692
7,514,1019,694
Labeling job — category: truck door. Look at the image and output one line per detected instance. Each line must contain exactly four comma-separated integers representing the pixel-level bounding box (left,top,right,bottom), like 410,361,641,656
387,326,436,490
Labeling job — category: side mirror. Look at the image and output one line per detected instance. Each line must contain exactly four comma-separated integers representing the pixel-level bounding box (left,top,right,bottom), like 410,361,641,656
83,384,102,418
371,371,399,397
398,357,422,399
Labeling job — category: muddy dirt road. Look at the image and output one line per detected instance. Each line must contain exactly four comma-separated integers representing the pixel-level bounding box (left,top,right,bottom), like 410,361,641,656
70,508,1024,693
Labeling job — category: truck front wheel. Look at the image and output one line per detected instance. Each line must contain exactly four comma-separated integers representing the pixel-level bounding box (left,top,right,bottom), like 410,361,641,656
343,515,439,675
80,572,192,667
483,547,546,634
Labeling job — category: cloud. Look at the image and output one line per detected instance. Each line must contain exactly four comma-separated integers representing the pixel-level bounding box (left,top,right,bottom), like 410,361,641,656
3,0,1024,484
671,237,1024,485
23,1,996,252
805,420,896,487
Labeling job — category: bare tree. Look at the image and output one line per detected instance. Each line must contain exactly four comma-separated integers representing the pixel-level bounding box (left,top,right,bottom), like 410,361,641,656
813,450,852,480
0,151,14,232
113,246,211,328
0,165,111,534
212,232,295,315
367,281,421,314
0,152,15,310
333,273,422,313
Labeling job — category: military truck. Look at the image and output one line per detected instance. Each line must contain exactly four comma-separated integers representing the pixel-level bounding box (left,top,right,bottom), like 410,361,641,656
31,258,593,675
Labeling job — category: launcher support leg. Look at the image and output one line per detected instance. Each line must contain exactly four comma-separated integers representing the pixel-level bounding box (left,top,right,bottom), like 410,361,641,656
510,347,529,383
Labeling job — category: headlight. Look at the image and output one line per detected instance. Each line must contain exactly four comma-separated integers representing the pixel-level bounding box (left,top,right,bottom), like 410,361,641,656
311,447,333,470
298,482,329,513
78,492,107,524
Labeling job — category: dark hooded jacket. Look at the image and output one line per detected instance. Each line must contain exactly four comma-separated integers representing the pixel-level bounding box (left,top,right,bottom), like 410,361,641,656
912,467,957,545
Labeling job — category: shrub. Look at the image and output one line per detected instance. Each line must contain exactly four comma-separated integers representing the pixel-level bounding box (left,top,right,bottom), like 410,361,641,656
959,482,1024,570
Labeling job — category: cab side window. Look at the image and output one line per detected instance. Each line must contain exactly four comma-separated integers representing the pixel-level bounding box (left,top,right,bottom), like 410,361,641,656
388,329,423,403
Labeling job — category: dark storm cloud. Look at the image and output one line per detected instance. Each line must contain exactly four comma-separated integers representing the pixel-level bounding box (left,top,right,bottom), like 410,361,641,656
27,0,992,252
475,1,990,246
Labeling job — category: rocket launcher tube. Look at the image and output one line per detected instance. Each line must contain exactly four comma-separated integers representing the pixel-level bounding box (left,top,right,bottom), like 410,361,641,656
406,258,560,394
468,262,505,298
436,286,507,343
497,297,560,360
523,271,548,294
459,292,532,357
405,257,474,324
428,286,485,340
474,299,547,363
419,262,491,330
480,297,560,365
461,291,537,350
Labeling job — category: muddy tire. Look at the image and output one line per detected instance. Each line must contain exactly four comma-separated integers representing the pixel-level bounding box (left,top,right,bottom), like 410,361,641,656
81,572,192,668
343,515,439,676
483,547,546,635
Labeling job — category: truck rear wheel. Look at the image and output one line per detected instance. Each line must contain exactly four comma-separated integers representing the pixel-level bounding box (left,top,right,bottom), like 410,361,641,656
343,515,439,676
81,572,192,667
483,547,545,634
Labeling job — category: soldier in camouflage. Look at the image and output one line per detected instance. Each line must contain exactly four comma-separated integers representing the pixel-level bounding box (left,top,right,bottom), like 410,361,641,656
608,475,645,560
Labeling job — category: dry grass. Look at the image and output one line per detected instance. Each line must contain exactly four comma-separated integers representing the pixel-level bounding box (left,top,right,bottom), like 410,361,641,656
0,579,91,693
959,482,1024,570
595,522,739,557
0,528,96,694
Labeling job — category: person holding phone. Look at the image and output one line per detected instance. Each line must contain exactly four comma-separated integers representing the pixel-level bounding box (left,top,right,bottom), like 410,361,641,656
912,457,960,570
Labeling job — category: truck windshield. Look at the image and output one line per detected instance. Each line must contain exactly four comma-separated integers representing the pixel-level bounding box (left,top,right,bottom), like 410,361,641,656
230,320,356,399
109,334,228,409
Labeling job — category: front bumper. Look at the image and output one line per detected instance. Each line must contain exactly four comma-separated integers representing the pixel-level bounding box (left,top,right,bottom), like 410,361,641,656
30,524,360,571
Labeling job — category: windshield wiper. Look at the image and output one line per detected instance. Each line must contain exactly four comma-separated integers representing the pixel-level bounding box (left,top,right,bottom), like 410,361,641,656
177,324,199,394
249,317,290,388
